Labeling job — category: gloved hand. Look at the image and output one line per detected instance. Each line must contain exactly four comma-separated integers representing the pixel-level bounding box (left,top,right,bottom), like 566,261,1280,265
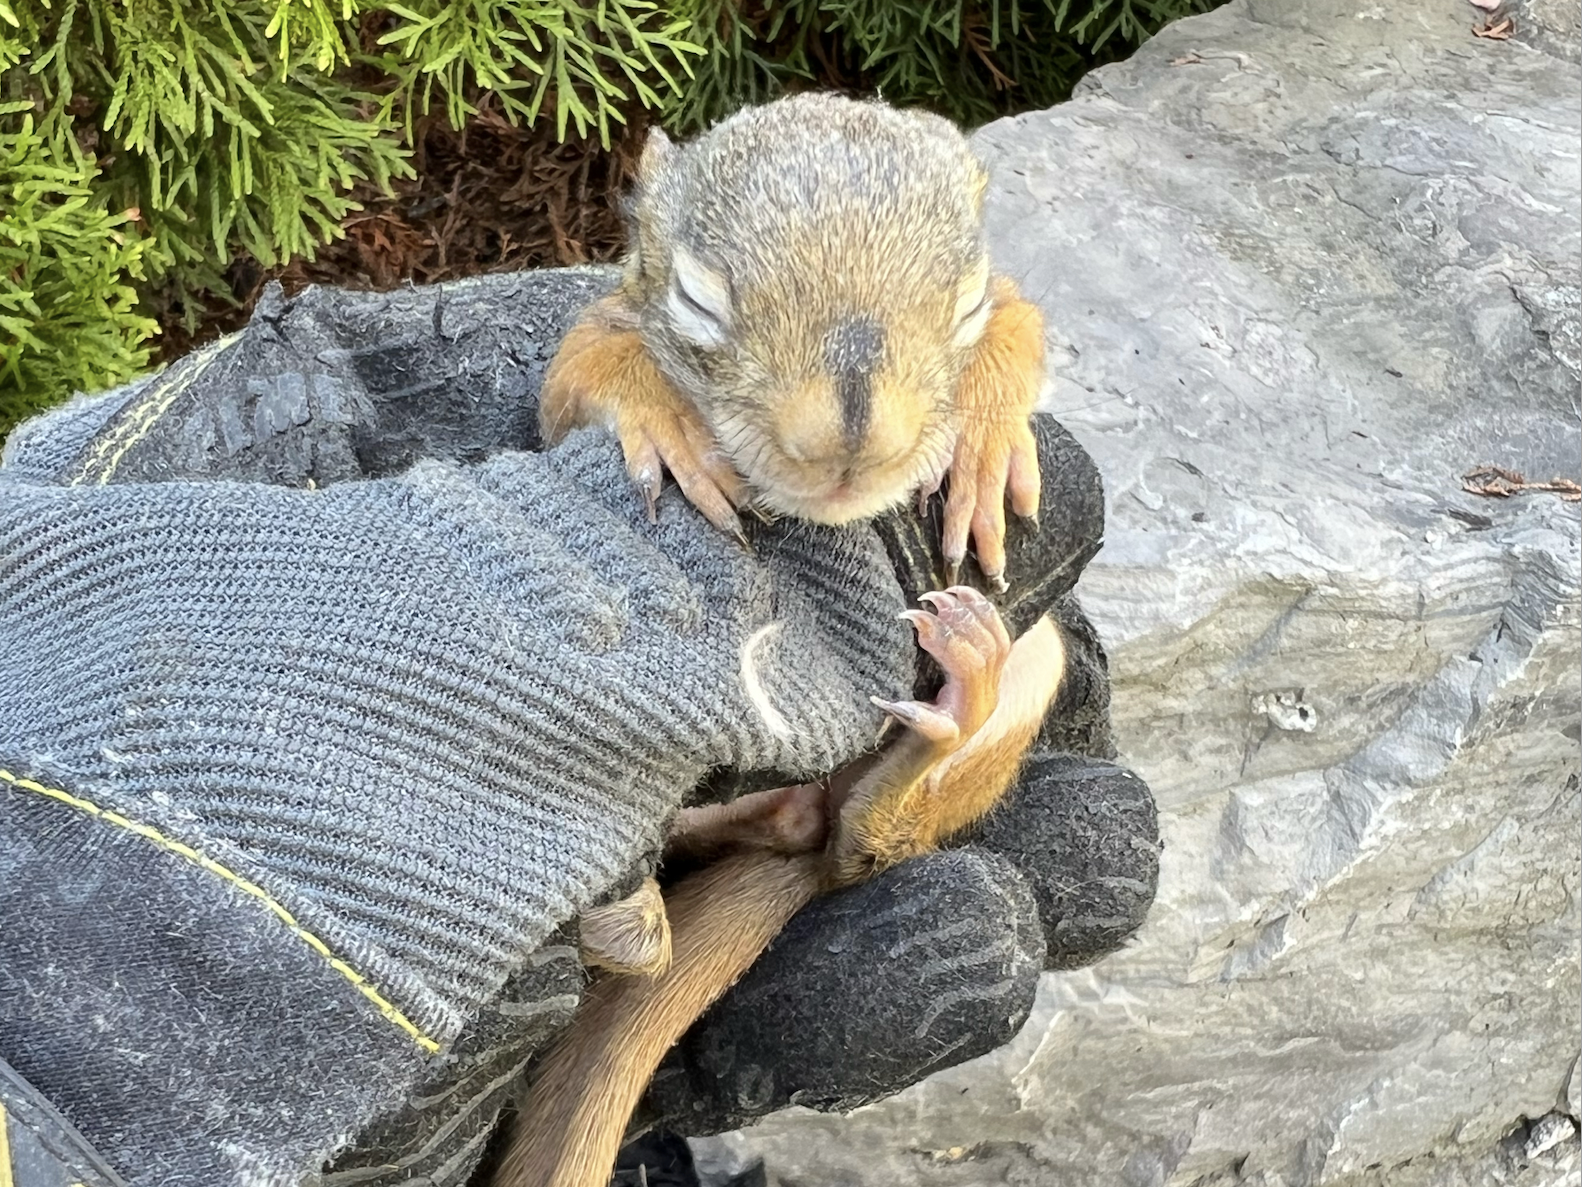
0,269,1159,1187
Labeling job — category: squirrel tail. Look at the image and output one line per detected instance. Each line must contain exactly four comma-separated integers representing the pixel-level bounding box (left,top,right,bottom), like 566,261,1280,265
494,850,822,1187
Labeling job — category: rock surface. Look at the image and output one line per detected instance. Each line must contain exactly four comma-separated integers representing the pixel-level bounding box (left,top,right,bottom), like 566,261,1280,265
691,0,1582,1183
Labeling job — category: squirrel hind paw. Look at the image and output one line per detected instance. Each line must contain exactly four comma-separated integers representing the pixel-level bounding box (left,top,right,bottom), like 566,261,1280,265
578,877,672,977
876,588,1011,748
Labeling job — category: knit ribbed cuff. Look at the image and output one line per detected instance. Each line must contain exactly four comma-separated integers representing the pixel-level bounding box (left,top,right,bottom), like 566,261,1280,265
0,425,913,1048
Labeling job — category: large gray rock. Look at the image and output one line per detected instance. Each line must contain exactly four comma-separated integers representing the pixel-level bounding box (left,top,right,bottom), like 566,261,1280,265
692,0,1581,1183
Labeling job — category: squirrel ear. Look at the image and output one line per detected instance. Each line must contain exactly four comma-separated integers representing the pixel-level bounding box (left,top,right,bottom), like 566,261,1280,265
666,245,732,350
952,255,993,352
639,127,675,184
968,163,990,219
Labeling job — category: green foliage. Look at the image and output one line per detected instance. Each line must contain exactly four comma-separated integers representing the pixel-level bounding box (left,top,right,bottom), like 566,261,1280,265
0,0,1220,438
0,105,158,439
371,0,705,146
7,0,414,294
0,0,705,432
665,0,1223,134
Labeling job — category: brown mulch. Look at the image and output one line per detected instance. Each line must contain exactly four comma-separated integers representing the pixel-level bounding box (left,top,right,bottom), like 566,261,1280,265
153,93,647,363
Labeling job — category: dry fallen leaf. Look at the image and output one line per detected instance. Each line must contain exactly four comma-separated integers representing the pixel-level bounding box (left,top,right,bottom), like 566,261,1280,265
1462,465,1582,502
1473,16,1514,38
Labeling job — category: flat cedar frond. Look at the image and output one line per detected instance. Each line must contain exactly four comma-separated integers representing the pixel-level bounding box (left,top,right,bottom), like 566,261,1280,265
371,0,704,148
0,109,158,438
262,0,355,72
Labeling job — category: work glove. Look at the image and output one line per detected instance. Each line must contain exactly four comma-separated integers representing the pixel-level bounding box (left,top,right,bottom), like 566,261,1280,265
0,269,1159,1187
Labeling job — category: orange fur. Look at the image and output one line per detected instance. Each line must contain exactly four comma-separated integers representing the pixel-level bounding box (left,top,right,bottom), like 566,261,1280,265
578,876,672,977
539,294,747,535
941,276,1048,584
923,614,1065,839
507,104,1058,1181
541,273,1046,582
493,852,822,1187
663,783,829,866
490,609,1066,1187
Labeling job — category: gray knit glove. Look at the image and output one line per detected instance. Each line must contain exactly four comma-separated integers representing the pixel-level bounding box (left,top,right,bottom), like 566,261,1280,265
0,269,1158,1187
0,269,916,1186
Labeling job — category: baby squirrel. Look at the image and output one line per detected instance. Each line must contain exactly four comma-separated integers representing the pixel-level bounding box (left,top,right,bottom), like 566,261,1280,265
489,94,1064,1187
538,90,1047,586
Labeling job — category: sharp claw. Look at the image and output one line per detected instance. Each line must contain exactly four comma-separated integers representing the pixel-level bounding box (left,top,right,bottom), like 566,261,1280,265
641,483,659,524
985,569,1009,593
869,695,958,744
901,610,951,655
944,559,961,586
946,585,989,606
919,590,964,614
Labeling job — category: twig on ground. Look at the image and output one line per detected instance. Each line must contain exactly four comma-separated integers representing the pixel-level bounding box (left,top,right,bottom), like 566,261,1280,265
1462,465,1581,502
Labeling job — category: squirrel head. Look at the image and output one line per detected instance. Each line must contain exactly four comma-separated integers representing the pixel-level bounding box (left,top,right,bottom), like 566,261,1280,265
623,93,994,526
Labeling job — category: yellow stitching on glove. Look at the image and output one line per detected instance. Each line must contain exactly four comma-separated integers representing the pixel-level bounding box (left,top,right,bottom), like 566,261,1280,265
68,334,238,487
0,1100,13,1187
0,768,442,1055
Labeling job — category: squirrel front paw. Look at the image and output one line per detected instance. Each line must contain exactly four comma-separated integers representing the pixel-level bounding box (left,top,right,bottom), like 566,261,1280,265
613,391,748,543
940,411,1041,590
870,586,1011,748
938,277,1047,589
539,301,748,541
